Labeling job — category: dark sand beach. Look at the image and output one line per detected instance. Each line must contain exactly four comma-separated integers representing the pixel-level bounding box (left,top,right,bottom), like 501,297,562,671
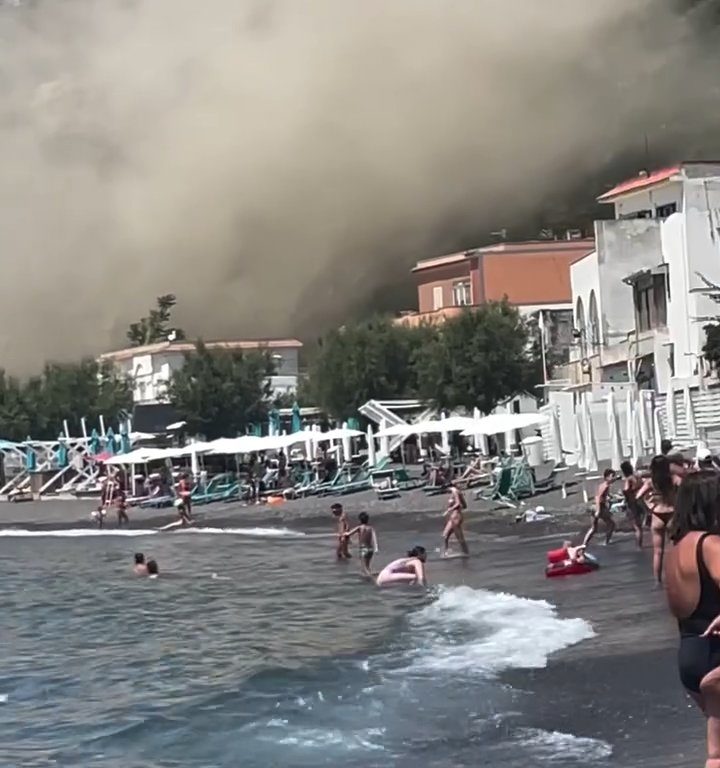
0,484,705,766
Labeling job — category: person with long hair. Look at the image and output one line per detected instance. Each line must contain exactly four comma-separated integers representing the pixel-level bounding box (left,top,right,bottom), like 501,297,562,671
637,454,686,584
665,470,720,768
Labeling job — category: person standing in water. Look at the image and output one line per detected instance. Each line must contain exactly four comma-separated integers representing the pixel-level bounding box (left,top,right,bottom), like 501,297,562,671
442,483,469,557
331,503,351,560
344,512,378,577
637,454,686,584
177,472,193,520
620,460,644,549
583,468,617,547
376,546,427,587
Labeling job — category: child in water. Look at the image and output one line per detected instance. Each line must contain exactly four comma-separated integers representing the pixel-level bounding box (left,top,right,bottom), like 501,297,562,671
344,512,379,577
331,503,351,560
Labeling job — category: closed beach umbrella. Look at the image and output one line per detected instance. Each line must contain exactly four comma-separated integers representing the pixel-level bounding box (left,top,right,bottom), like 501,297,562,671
57,439,68,469
105,427,116,455
120,428,132,455
574,408,587,469
606,391,623,471
684,385,697,441
582,393,599,472
291,401,302,433
625,391,634,455
303,426,313,461
639,389,652,449
341,421,352,463
366,424,377,467
631,402,644,468
549,405,563,464
472,407,489,455
89,429,101,456
25,445,36,471
379,419,390,458
504,403,514,455
666,380,677,438
439,413,450,456
653,406,664,455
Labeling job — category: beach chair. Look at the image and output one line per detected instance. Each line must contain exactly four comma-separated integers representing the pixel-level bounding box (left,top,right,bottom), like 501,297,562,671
532,460,570,499
476,466,517,508
371,468,401,500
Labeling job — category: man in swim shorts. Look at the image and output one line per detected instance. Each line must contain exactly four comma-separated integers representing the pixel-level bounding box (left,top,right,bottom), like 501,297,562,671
344,512,378,577
583,468,617,547
331,503,351,560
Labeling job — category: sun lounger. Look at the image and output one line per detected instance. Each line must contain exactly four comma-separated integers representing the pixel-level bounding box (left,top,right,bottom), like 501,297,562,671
476,466,517,508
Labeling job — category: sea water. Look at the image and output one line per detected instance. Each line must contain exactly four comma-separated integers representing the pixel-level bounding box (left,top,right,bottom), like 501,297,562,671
0,526,611,767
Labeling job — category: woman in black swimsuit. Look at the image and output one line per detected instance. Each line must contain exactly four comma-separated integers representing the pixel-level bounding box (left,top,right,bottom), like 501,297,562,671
665,470,720,768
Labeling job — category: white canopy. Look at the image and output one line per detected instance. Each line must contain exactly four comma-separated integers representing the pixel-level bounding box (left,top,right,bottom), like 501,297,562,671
375,416,477,439
461,412,548,437
103,447,171,465
311,427,364,442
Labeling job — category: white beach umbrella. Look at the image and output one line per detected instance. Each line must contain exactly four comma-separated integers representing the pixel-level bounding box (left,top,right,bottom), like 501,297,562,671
366,424,377,467
631,401,644,468
472,407,489,454
461,412,549,437
582,393,599,472
549,405,564,464
574,406,587,469
653,405,664,455
606,391,623,471
666,379,677,438
304,426,313,461
341,421,353,464
312,427,364,442
379,418,391,457
625,390,634,455
684,385,697,440
639,389,652,449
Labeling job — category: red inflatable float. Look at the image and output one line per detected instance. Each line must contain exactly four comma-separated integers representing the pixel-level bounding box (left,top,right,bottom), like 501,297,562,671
545,546,599,578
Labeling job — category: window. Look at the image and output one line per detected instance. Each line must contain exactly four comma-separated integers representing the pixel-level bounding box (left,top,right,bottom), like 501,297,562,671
621,209,653,220
452,280,471,306
432,285,444,311
633,272,667,332
656,202,677,219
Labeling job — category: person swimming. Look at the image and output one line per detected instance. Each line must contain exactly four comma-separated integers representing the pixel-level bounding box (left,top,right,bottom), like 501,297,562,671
664,471,720,767
146,559,159,579
133,552,148,576
376,546,427,587
344,512,378,577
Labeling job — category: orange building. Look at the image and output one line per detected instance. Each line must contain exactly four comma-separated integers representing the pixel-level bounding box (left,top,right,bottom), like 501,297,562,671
398,238,594,326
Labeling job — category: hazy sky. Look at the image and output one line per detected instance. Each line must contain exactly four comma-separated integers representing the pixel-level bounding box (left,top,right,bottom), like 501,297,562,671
0,0,717,372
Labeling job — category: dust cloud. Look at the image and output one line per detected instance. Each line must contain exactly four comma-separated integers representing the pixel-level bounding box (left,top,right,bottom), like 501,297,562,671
0,0,716,371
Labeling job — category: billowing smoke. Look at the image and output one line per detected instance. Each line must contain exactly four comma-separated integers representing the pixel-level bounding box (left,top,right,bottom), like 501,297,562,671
0,0,717,372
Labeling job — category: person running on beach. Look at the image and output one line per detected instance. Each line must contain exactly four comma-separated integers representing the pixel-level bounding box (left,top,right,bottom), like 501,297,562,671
620,460,644,549
637,454,686,584
344,512,378,577
442,483,469,557
331,503,351,560
583,468,617,547
133,553,148,575
376,546,427,587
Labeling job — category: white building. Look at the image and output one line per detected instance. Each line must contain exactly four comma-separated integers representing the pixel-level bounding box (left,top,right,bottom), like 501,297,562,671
99,339,302,405
569,162,720,394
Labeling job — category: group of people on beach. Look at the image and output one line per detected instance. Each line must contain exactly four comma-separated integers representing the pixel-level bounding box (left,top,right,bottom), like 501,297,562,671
330,483,469,587
571,438,720,767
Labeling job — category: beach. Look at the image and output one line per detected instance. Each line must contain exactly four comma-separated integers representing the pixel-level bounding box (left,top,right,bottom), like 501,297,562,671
0,485,705,767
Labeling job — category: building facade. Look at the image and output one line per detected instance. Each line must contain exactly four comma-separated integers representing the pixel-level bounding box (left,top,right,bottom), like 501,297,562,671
568,162,720,393
397,238,593,365
99,339,303,405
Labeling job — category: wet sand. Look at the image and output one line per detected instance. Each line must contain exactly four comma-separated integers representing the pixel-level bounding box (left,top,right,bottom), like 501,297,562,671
0,486,706,766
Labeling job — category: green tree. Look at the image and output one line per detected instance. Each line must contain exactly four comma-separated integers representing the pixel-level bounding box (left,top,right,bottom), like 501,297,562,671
414,301,539,413
0,360,132,441
127,294,186,347
166,341,275,439
304,317,430,419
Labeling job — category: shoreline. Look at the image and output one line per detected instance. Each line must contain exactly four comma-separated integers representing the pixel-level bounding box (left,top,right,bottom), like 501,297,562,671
0,487,706,766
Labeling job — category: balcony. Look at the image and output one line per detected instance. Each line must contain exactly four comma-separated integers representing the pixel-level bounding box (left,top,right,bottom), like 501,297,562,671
394,306,469,327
